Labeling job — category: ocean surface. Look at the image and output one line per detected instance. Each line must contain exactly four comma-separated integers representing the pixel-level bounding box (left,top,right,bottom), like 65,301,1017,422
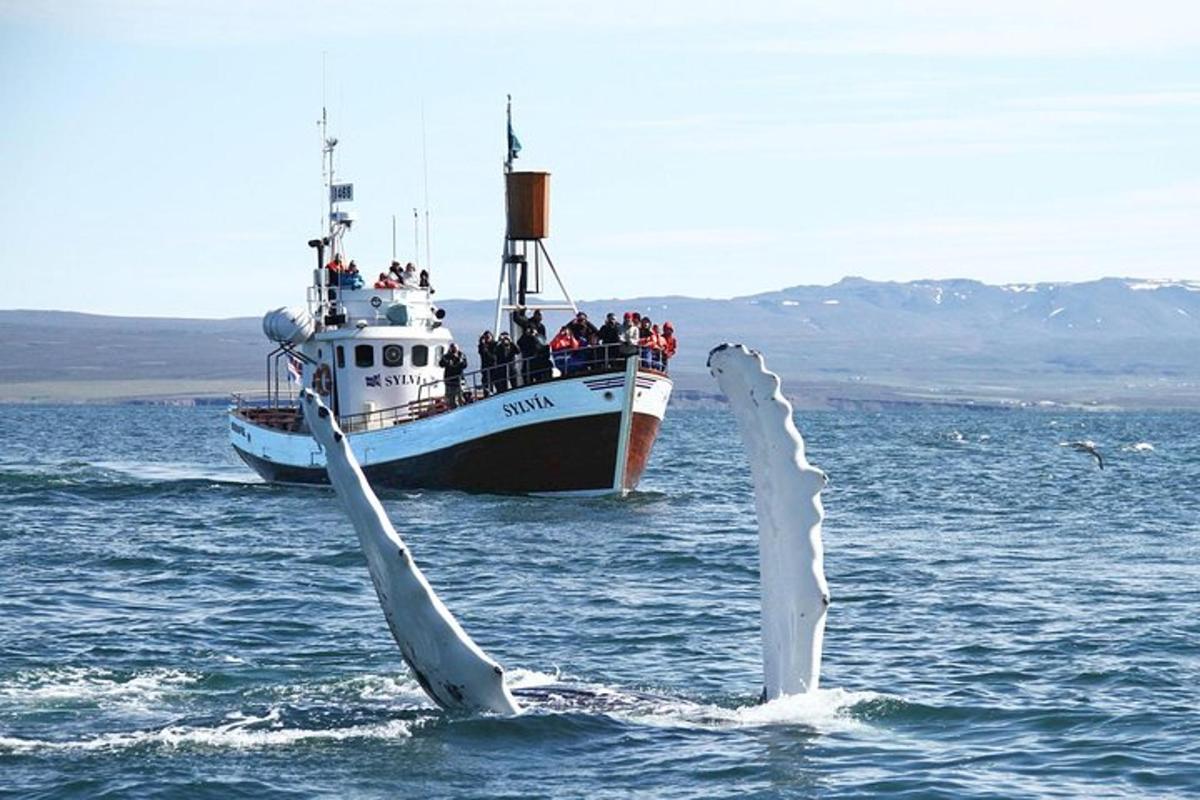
1,404,1197,799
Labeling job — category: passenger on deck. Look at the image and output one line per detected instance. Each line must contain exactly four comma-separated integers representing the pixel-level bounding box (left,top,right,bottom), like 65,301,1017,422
439,343,468,408
478,331,498,395
493,331,518,392
339,261,364,290
375,272,400,289
517,323,551,385
567,311,598,343
639,317,661,369
419,269,433,293
512,306,546,339
597,312,623,368
387,260,406,284
550,325,582,375
661,322,677,368
621,312,641,349
404,263,417,285
598,313,622,345
326,254,344,273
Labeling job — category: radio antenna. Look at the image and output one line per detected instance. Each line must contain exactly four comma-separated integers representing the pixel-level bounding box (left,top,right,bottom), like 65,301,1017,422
421,102,432,271
412,207,420,264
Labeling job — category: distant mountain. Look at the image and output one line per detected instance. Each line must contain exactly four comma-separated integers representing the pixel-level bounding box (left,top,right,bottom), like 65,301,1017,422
3,277,1198,408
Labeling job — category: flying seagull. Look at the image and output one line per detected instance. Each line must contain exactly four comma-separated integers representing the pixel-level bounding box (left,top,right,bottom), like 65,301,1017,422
1061,440,1104,470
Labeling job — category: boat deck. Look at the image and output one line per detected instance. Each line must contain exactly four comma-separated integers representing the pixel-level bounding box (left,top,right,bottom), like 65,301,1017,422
233,346,668,435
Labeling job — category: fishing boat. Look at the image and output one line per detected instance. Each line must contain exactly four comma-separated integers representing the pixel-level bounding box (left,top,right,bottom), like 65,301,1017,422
228,102,672,495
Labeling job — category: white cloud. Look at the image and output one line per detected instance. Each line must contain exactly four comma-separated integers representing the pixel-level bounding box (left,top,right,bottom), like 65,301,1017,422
8,0,1200,54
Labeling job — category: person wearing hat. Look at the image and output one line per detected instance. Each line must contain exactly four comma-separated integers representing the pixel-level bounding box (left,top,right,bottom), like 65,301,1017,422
567,310,597,343
388,260,406,285
661,321,677,369
492,330,519,392
621,312,640,349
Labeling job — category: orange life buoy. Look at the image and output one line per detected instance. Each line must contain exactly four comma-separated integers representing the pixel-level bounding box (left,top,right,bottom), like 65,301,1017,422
312,364,333,396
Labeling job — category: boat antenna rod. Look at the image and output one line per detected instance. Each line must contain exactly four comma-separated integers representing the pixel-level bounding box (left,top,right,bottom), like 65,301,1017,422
497,95,516,337
422,102,432,270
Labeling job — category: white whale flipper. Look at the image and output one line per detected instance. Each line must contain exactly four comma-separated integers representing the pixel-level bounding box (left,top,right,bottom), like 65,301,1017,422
707,344,830,700
299,389,520,714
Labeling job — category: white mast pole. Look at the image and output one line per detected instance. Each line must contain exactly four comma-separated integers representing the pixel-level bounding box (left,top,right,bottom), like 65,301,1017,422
422,102,432,272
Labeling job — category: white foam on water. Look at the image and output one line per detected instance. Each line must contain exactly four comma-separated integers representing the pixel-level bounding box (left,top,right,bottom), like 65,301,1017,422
275,672,432,707
1125,442,1155,452
620,687,881,735
0,708,413,753
0,667,198,711
506,667,562,690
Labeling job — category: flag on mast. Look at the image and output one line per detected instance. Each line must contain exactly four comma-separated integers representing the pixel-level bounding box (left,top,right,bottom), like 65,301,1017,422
507,94,521,162
507,120,521,161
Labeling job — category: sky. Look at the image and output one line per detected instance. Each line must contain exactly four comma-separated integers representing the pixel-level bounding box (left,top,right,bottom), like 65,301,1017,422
1,0,1198,317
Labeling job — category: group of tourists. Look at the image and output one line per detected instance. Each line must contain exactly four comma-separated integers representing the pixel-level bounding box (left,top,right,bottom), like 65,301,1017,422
373,260,434,292
544,310,677,372
438,307,678,403
323,254,434,293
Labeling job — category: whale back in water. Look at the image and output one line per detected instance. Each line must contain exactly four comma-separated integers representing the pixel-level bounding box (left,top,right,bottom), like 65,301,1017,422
707,344,830,699
298,389,520,714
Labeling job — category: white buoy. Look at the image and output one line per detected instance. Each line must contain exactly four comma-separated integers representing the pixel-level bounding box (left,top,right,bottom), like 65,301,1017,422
299,388,520,714
708,344,830,700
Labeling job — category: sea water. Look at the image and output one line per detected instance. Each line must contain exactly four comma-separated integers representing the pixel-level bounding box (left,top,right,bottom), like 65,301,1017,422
0,405,1197,798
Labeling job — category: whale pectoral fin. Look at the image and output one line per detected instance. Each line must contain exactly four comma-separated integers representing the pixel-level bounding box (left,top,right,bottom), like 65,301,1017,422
300,390,520,715
709,344,830,701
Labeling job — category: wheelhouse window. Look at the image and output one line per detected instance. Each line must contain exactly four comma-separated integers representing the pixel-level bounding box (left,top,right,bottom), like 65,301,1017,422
355,344,374,368
382,344,404,367
412,345,429,367
435,345,445,362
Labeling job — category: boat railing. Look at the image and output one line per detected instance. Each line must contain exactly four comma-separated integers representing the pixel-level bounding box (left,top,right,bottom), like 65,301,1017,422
237,342,669,434
231,390,297,410
415,342,667,409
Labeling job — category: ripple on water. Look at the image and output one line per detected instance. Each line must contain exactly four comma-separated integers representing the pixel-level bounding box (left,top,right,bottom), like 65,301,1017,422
0,406,1198,798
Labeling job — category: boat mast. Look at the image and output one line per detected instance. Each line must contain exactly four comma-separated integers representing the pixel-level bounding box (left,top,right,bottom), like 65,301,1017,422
496,95,518,339
493,95,577,339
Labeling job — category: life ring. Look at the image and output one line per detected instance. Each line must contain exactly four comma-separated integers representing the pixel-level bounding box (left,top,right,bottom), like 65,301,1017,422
312,364,333,396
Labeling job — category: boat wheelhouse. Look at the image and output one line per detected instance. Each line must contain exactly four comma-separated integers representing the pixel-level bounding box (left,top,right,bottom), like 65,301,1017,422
229,101,672,495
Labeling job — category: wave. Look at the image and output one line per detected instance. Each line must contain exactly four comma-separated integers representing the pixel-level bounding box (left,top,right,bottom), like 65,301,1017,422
0,667,198,712
0,664,889,754
0,708,414,753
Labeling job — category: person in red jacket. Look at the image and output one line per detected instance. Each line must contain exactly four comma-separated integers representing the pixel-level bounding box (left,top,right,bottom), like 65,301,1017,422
661,321,677,369
550,325,581,375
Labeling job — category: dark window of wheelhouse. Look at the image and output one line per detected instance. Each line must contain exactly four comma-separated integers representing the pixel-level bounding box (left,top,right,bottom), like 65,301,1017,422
382,344,404,367
336,346,345,369
412,345,429,367
355,344,374,368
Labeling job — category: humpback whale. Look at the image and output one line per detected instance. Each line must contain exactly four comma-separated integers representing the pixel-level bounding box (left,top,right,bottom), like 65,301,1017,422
298,389,520,714
1061,440,1104,470
707,343,830,700
299,342,830,712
